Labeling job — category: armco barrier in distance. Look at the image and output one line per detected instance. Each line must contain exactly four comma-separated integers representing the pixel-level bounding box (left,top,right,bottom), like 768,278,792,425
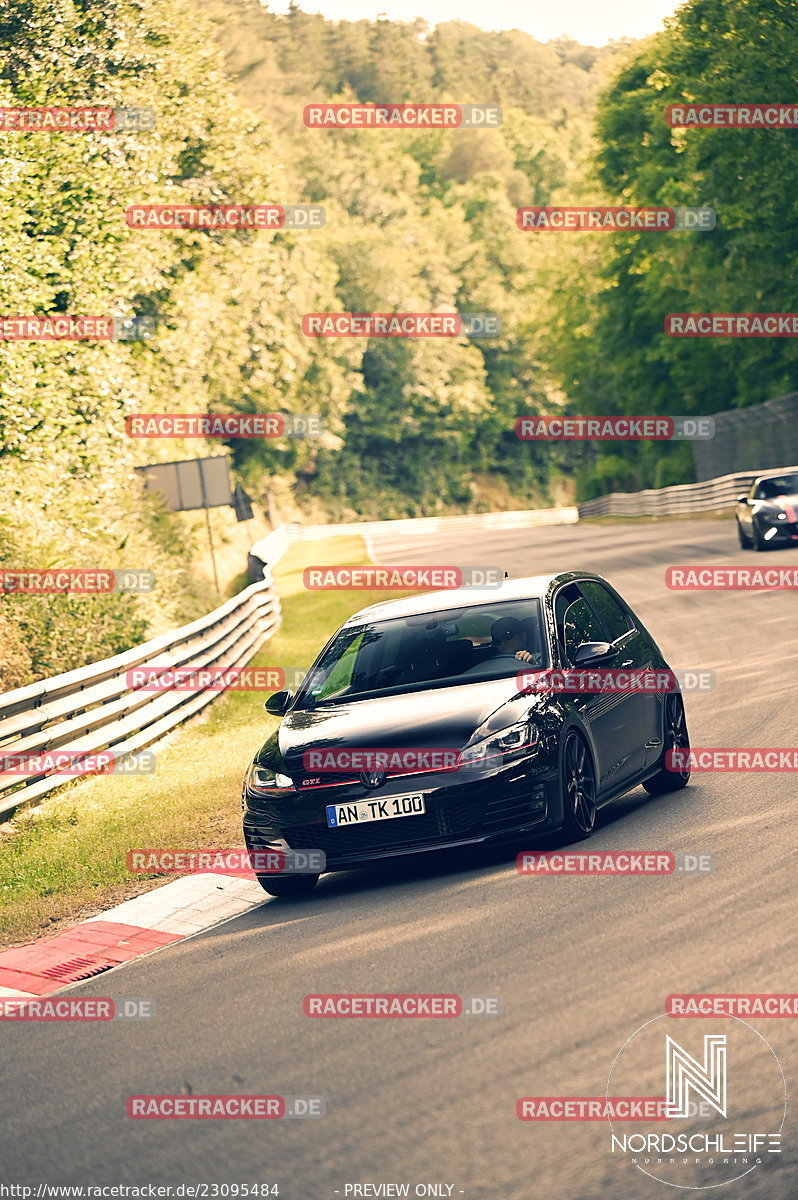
578,464,798,519
247,508,579,582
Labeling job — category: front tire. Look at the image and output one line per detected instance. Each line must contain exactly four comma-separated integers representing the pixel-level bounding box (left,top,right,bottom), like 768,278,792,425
643,692,691,795
256,872,319,897
751,519,766,552
560,730,597,840
737,519,752,549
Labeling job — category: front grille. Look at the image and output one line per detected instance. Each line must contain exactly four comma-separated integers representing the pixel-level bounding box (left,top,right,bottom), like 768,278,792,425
438,796,483,834
284,796,483,859
295,769,444,790
284,814,442,857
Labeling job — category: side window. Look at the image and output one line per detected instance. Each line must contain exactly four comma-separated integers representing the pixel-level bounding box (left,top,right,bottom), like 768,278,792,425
554,586,577,659
562,598,606,665
579,580,634,643
554,586,607,665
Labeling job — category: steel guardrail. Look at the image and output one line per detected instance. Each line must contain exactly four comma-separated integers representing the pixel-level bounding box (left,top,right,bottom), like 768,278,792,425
0,576,281,820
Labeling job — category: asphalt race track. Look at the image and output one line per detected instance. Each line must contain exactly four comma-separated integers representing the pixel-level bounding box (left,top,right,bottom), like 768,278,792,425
2,518,797,1198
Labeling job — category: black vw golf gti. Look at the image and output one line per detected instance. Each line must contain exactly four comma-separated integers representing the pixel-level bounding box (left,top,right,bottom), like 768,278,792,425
242,572,690,895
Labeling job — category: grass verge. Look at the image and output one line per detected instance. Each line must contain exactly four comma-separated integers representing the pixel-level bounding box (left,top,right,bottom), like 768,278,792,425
0,536,404,948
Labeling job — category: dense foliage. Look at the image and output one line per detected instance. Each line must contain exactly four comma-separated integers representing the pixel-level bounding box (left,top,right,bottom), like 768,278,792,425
195,1,625,516
545,0,798,497
2,0,794,682
0,0,617,682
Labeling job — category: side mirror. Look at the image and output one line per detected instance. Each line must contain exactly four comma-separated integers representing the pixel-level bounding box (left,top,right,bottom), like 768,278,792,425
572,641,619,667
264,689,292,716
736,494,748,504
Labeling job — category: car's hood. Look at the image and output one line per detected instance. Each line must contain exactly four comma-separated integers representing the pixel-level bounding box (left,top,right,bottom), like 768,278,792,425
274,677,525,771
758,493,798,517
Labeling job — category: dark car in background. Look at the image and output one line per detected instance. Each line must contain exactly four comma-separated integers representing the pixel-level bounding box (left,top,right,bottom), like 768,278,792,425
242,572,690,896
736,470,798,550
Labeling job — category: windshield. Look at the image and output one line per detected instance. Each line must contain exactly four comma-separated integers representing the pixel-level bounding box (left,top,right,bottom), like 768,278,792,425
293,599,547,709
757,473,798,498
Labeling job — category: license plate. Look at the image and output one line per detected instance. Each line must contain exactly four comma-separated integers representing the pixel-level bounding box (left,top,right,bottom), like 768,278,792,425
326,793,426,827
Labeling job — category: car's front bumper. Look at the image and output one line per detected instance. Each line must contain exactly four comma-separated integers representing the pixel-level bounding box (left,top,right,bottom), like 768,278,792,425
243,758,559,871
757,516,798,543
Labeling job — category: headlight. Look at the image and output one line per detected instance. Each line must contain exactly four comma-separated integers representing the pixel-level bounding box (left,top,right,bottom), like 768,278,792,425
460,720,539,768
245,762,294,793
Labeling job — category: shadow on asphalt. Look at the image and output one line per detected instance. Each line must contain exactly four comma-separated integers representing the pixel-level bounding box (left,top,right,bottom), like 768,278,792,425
199,779,706,938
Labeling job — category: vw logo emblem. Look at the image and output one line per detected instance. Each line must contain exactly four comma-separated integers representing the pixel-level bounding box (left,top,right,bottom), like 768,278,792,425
360,770,386,789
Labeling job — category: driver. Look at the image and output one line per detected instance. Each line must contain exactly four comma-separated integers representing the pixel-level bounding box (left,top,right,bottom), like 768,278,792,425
488,617,535,664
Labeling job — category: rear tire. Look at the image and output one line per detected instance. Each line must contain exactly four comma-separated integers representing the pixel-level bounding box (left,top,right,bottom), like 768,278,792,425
560,731,597,840
643,692,690,795
256,872,319,897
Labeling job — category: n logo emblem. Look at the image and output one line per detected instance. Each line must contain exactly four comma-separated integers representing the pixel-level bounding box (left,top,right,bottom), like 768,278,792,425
666,1034,727,1118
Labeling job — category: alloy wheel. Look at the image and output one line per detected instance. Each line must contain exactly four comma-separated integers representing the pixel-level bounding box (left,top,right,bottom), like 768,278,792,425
664,693,690,782
563,732,597,835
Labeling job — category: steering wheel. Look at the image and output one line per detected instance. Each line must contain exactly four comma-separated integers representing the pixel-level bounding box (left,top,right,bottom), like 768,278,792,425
373,666,404,686
461,654,523,676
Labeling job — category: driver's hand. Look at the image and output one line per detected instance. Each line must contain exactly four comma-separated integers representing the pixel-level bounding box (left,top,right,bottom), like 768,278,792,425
515,650,534,663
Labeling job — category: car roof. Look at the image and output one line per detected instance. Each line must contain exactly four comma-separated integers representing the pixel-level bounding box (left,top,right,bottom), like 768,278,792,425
342,571,609,626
